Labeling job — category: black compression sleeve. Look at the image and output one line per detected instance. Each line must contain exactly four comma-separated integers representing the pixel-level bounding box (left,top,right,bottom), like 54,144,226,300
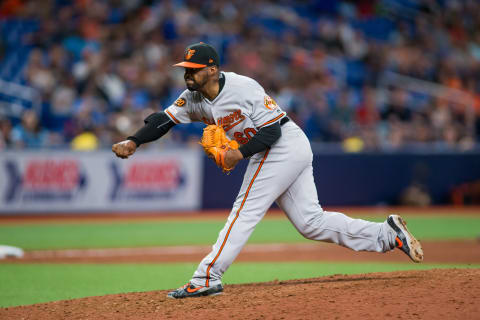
127,112,176,147
238,121,281,158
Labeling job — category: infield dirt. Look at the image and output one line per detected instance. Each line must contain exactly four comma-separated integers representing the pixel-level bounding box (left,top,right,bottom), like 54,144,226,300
2,239,479,264
1,268,478,320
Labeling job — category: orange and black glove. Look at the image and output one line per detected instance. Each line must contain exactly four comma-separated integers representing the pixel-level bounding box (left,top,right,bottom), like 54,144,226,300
199,125,239,173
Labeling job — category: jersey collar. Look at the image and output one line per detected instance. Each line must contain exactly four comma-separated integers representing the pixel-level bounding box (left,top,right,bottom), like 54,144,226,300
219,72,225,93
203,72,226,104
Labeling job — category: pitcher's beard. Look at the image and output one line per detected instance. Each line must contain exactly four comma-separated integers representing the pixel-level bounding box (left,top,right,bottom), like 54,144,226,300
186,82,200,91
185,77,207,92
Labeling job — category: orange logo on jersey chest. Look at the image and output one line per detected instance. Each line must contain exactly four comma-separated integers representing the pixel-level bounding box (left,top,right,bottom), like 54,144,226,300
217,110,245,131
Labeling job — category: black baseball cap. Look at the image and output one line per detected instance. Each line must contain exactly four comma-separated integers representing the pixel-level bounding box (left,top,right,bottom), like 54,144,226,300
173,42,220,68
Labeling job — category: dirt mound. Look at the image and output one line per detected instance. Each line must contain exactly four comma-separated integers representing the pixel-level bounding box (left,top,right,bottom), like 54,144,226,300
1,269,478,320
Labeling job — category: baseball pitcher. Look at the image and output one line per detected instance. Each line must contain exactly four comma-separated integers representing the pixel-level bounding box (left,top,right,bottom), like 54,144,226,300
112,43,424,299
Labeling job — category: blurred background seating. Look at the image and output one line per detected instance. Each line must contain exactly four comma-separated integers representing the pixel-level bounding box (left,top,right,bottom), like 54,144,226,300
0,0,479,153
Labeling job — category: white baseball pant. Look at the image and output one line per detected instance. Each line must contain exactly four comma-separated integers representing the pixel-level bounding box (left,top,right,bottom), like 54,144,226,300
191,121,396,287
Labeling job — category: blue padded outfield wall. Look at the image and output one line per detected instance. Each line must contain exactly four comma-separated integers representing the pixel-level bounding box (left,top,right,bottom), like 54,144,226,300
202,151,480,208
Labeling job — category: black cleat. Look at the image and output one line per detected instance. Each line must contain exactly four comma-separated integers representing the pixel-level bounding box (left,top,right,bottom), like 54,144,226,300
167,282,223,299
387,215,424,263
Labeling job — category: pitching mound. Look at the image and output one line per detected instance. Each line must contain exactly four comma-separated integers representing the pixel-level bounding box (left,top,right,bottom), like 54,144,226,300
1,268,478,319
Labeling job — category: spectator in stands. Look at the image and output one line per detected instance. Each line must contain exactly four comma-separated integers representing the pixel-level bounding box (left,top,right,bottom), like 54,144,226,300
382,88,412,123
0,0,24,18
429,98,453,142
11,110,50,149
0,117,13,149
330,89,354,139
409,112,431,144
304,92,337,142
355,86,380,127
25,48,56,94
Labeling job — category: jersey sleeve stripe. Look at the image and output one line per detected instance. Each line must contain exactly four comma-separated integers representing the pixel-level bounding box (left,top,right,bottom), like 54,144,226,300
258,113,285,129
204,148,270,287
165,110,180,124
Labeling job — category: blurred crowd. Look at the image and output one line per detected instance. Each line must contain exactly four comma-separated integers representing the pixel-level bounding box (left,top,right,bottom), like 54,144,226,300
1,0,480,151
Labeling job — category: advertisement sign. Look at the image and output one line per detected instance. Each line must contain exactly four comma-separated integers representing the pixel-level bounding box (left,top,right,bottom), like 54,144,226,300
0,150,203,213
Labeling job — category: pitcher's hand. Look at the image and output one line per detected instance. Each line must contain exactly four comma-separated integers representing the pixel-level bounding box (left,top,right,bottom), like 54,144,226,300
224,148,243,170
112,140,137,159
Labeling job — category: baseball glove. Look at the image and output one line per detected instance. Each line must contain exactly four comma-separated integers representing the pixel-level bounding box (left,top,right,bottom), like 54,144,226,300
200,125,239,173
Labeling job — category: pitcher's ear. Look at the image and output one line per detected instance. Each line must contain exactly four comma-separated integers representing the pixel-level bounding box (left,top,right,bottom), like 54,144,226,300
208,65,218,74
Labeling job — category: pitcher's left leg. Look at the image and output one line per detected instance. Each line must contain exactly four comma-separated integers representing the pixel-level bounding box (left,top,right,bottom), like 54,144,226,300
276,164,397,252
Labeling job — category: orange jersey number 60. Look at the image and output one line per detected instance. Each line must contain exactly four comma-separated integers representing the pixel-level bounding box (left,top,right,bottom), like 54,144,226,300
234,128,258,145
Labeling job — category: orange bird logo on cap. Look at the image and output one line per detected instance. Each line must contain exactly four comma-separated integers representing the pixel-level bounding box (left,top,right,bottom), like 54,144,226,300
185,49,196,60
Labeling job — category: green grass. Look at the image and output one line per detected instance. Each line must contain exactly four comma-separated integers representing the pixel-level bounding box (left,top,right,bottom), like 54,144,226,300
0,213,478,308
1,262,478,308
0,215,479,250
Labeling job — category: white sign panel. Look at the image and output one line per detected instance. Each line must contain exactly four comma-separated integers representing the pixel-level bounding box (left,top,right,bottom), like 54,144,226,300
0,149,203,213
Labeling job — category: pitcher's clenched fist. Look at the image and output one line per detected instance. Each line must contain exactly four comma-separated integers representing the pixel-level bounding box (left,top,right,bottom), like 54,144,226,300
112,140,137,159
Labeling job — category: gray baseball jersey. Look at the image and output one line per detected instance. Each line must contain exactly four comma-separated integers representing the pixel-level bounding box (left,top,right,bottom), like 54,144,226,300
165,72,286,145
165,72,397,287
